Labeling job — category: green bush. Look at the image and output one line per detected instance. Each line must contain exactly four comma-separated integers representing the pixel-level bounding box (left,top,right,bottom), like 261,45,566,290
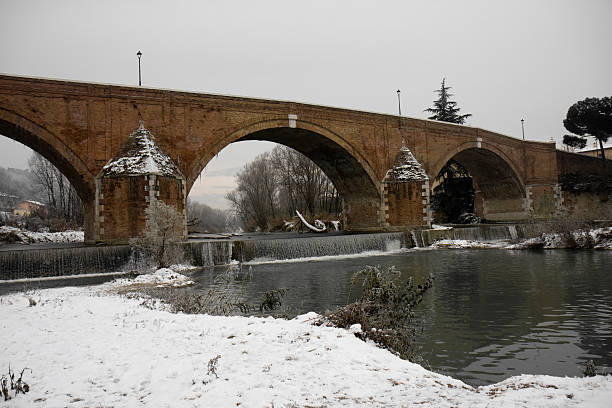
324,265,433,362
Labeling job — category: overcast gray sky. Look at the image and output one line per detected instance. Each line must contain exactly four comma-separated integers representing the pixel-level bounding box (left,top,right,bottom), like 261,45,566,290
1,0,611,208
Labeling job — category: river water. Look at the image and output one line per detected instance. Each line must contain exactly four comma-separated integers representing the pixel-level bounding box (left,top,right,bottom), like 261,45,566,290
186,248,612,386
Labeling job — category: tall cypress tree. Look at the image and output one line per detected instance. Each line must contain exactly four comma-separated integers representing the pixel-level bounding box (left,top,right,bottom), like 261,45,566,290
424,78,471,124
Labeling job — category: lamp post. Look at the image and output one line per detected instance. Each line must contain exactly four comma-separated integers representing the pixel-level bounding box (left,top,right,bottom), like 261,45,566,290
521,118,525,140
397,90,405,146
397,89,402,117
137,50,142,86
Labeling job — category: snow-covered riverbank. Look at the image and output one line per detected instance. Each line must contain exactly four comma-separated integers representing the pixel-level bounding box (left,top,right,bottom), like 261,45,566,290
431,226,612,250
0,226,84,243
1,273,611,407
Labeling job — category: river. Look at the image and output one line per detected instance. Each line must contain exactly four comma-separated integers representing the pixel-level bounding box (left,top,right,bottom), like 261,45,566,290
185,248,612,386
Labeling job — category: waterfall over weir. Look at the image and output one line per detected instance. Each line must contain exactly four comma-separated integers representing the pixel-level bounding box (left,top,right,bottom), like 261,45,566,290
411,225,521,247
0,245,135,280
185,232,407,266
184,241,234,266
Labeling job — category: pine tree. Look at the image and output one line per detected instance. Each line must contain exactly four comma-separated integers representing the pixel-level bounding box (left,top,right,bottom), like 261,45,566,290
424,78,471,124
563,97,612,162
425,79,474,223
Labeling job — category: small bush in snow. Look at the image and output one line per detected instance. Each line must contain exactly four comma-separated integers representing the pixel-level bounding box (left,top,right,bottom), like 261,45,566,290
583,360,597,377
1,367,30,401
582,360,610,377
323,265,433,363
258,288,288,313
207,355,221,378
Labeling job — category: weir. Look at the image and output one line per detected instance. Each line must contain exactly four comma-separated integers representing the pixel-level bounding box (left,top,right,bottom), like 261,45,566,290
0,245,135,280
0,233,409,279
412,225,516,247
184,232,407,266
2,222,591,279
410,223,564,247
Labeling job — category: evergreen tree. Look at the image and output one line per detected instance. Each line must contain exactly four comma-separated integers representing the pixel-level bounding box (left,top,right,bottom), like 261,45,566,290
424,78,472,124
562,134,587,151
563,97,612,162
425,78,474,223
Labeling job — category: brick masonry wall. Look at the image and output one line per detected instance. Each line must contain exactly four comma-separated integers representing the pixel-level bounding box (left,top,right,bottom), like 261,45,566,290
96,175,186,243
526,184,558,219
558,190,612,220
557,151,612,177
383,181,430,228
342,196,381,232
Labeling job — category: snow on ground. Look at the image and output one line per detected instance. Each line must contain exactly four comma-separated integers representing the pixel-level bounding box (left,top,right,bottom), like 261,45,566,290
506,227,612,250
168,263,201,272
431,224,453,230
431,239,508,249
1,277,611,407
0,226,84,243
113,268,195,288
430,227,612,250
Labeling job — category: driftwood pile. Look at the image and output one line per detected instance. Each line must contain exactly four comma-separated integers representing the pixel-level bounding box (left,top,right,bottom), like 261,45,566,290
284,211,341,233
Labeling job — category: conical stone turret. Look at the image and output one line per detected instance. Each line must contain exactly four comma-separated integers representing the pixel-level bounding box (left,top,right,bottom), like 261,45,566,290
384,144,429,182
100,120,183,178
94,120,186,243
382,143,431,229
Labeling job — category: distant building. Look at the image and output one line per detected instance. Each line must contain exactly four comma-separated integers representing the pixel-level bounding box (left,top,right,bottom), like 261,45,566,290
578,142,612,159
579,147,612,159
13,200,45,217
0,192,19,212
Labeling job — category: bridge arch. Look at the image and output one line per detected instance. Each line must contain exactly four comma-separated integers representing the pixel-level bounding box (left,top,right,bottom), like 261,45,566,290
187,118,382,230
0,108,94,202
430,142,526,220
431,141,526,198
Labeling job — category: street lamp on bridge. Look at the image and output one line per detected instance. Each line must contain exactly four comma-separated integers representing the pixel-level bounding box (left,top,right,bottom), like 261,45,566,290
521,118,525,140
137,50,142,86
397,89,402,117
397,89,406,146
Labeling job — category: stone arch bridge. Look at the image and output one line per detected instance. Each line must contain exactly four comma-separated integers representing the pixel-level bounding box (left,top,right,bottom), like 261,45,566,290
0,75,606,243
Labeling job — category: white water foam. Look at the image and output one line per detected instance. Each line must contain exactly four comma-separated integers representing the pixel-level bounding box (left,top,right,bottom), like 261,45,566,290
243,245,409,266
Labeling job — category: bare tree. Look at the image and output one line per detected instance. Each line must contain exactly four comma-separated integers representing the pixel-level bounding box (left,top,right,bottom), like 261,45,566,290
28,153,83,226
187,199,238,232
271,146,340,217
226,146,341,231
226,152,279,231
130,197,185,268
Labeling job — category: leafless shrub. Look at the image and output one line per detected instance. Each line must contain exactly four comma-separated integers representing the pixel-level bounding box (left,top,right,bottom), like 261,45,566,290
137,264,287,316
207,355,221,378
259,289,288,312
129,197,186,268
138,265,251,316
